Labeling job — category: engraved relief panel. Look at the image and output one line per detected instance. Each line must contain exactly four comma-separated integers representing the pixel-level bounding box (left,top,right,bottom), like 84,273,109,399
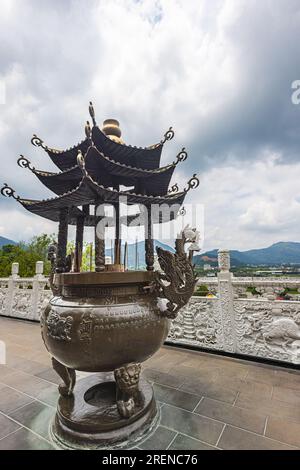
37,291,52,319
46,310,73,342
11,290,33,320
0,287,8,314
168,297,224,351
234,299,300,364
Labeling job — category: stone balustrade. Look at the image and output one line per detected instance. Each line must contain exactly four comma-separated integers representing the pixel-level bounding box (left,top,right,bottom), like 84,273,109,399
0,251,299,365
0,262,51,321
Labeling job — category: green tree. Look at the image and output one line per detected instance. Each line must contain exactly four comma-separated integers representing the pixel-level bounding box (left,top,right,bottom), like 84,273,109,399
0,233,56,277
81,242,94,272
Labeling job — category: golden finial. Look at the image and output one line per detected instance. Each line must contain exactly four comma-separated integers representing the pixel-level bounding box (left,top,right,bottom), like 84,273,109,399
102,119,124,144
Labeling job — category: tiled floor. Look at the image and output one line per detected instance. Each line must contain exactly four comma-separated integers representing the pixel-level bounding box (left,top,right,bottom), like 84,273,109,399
0,316,299,450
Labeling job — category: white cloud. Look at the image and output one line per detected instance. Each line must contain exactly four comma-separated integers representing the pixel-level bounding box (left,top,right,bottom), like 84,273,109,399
0,0,299,251
197,155,300,251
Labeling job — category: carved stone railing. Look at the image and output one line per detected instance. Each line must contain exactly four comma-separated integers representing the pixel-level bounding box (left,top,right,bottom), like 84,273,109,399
0,262,51,321
168,296,300,365
169,250,300,365
1,253,300,365
196,277,300,300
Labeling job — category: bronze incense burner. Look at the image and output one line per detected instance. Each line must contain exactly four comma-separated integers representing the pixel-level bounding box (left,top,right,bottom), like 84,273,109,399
1,102,200,449
41,271,169,448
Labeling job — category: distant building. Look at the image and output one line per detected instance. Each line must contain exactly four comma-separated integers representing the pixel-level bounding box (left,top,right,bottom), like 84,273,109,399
203,264,212,271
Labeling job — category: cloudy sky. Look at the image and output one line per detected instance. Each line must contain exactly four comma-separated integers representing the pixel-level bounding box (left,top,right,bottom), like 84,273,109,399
0,0,300,251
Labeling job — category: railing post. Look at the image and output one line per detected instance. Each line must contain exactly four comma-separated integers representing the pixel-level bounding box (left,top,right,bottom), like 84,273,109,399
11,262,19,279
35,261,44,279
217,249,236,353
30,261,44,321
7,262,19,317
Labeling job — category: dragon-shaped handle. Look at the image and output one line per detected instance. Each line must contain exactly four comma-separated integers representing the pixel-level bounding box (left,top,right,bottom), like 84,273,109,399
155,226,200,319
47,243,61,296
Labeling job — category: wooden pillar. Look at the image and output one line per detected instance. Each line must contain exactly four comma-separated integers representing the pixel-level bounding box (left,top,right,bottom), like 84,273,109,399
74,215,84,273
145,205,154,271
114,202,121,265
56,207,69,273
95,203,105,272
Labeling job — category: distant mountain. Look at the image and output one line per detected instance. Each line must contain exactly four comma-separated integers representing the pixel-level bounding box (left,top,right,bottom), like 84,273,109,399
105,240,174,268
0,236,16,248
194,242,300,267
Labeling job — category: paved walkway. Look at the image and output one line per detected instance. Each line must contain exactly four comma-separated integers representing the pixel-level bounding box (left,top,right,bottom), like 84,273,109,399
0,316,299,450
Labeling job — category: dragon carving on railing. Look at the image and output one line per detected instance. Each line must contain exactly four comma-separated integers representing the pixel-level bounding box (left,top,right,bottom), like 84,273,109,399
156,225,200,319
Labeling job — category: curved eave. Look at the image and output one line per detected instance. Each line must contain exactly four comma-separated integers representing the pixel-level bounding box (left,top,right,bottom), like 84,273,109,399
18,175,186,216
91,126,163,170
33,166,84,195
18,197,145,227
45,139,90,171
18,196,180,226
86,175,186,206
30,146,176,196
86,146,173,177
18,198,85,225
35,126,164,172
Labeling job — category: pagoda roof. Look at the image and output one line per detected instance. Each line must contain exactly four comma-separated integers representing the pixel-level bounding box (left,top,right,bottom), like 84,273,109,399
31,124,174,172
17,145,184,196
2,104,199,230
1,173,198,226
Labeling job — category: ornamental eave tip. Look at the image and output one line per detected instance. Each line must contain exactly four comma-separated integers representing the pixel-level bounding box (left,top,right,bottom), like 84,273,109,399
168,183,179,194
31,134,46,149
1,183,20,200
160,126,175,145
174,147,188,165
184,174,200,193
17,155,35,172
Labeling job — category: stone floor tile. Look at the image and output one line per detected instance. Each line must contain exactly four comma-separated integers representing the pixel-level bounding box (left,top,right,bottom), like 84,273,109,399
0,371,57,398
168,433,217,450
274,369,300,385
235,392,300,423
139,426,176,450
195,397,266,434
153,383,201,411
33,385,59,407
0,365,17,380
237,380,273,399
9,401,55,440
142,368,185,389
272,385,300,405
0,413,21,439
266,417,300,448
161,404,223,445
0,386,34,414
0,427,54,450
1,317,300,451
181,378,238,404
167,364,201,380
245,367,280,386
6,344,38,361
35,368,61,385
5,355,49,375
218,425,298,450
